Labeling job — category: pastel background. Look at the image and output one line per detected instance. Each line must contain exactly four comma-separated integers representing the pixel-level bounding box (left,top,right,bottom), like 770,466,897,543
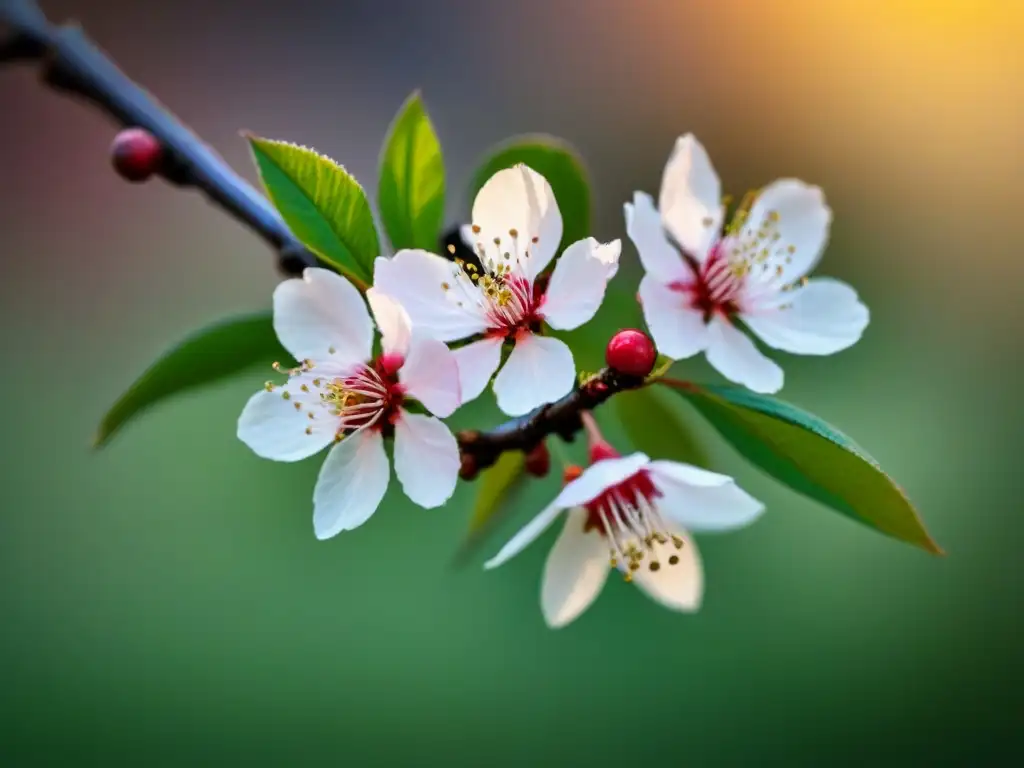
1,0,1021,764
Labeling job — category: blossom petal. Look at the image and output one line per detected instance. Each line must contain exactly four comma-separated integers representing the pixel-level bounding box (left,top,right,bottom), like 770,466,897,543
273,268,374,365
366,288,411,357
484,499,565,569
540,238,621,330
646,460,735,487
393,412,459,509
492,334,576,416
470,164,562,282
650,464,765,532
399,335,461,417
631,524,703,612
638,274,709,360
658,134,724,262
312,429,390,539
743,179,831,285
372,252,489,342
542,508,611,628
556,453,651,508
743,277,869,355
451,336,503,404
624,191,693,284
237,388,334,462
706,316,784,393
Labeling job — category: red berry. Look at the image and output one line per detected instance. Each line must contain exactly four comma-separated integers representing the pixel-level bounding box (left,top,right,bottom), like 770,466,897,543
110,128,163,182
605,329,657,378
524,442,551,478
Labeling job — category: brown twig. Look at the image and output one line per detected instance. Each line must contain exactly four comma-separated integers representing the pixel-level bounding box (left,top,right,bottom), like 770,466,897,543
456,367,646,475
0,0,316,275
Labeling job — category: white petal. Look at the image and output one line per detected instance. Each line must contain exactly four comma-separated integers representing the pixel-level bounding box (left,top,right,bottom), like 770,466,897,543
273,268,374,365
646,460,734,487
484,499,566,569
372,252,489,342
366,288,411,357
743,277,869,355
706,316,784,394
650,465,765,532
393,412,460,509
638,274,709,360
451,336,503,404
399,335,461,417
542,509,611,629
312,429,390,538
492,334,576,416
471,164,562,282
237,388,334,462
540,238,621,331
743,179,831,285
624,191,693,284
658,134,724,262
555,452,651,508
631,524,703,612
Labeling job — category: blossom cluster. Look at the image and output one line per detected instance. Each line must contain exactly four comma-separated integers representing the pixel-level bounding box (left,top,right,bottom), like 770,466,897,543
237,135,868,627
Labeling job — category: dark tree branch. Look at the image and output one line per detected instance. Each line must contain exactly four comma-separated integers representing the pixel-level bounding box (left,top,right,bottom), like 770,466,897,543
456,368,646,475
0,0,316,275
2,0,656,472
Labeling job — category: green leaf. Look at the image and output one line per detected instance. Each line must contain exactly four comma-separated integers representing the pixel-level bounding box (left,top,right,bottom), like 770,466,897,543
94,312,289,448
453,450,526,565
661,381,942,555
248,136,378,286
378,92,445,252
615,387,711,469
469,134,591,253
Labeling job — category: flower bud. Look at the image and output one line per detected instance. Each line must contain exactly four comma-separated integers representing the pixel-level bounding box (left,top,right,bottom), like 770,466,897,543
110,127,163,183
524,441,551,478
605,328,657,378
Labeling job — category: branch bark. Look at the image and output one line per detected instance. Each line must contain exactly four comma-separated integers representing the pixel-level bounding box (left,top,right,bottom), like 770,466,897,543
456,368,646,476
0,0,316,275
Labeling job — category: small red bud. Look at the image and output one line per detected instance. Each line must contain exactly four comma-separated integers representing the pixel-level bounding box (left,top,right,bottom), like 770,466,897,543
110,127,163,183
459,453,479,481
588,441,620,464
562,464,583,485
524,441,551,478
605,328,657,378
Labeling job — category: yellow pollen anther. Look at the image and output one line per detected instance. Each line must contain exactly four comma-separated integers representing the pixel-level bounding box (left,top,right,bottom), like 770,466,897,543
313,378,321,387
441,282,450,291
493,237,501,245
300,384,309,393
668,555,680,565
281,391,291,400
672,535,684,549
531,236,539,243
328,346,336,355
293,402,302,411
649,561,661,572
623,572,633,583
447,244,456,254
264,381,275,392
307,411,315,420
787,245,796,254
471,225,481,234
509,228,518,237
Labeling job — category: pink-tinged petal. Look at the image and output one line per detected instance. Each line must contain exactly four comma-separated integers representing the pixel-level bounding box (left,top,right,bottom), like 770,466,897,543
650,463,765,532
366,288,411,357
492,334,576,417
273,268,373,365
393,412,460,508
625,192,693,284
373,252,489,342
658,134,724,262
706,316,784,394
541,238,621,331
638,274,709,360
399,335,461,418
631,524,703,612
542,508,611,628
451,336,503,404
484,499,566,569
237,388,334,462
312,429,390,539
470,164,562,282
743,277,869,355
743,179,832,285
556,453,652,508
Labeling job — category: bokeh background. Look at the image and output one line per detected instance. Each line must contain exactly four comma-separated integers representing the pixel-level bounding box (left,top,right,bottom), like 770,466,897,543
2,0,1022,764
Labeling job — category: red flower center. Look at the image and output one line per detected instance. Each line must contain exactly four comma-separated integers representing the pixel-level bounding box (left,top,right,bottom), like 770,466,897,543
670,241,743,321
325,355,406,438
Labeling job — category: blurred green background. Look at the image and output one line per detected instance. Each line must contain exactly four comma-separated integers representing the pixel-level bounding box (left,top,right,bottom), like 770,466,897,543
2,0,1021,764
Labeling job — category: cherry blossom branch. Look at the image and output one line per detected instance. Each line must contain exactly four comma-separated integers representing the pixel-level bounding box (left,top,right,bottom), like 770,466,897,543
456,367,646,477
0,0,317,275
